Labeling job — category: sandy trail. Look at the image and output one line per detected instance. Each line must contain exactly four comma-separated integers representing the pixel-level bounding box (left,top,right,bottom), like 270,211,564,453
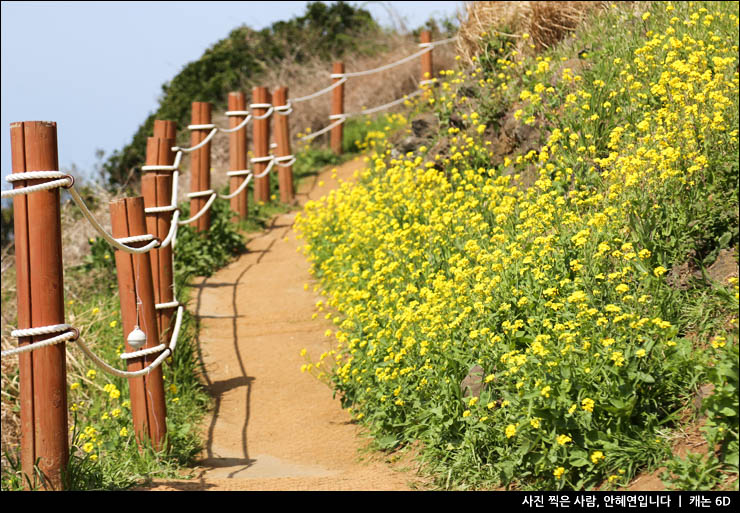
141,157,426,491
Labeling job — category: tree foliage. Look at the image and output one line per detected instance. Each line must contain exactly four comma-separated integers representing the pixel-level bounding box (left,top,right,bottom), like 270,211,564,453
102,1,380,188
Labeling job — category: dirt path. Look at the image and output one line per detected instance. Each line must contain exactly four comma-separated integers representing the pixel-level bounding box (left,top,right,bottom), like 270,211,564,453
142,157,426,491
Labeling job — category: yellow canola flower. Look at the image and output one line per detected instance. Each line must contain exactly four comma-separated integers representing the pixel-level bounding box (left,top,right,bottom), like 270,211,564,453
557,434,572,445
581,398,595,413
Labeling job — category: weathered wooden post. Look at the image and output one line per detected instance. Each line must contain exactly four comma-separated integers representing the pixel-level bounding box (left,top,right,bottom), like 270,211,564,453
153,119,177,140
227,92,249,220
142,121,177,343
189,102,212,233
252,86,271,204
273,86,294,204
420,30,433,84
330,62,345,155
10,120,69,490
110,197,167,450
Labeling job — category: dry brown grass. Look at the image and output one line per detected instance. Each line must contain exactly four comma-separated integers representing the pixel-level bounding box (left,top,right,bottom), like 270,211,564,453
456,1,608,64
0,183,121,465
154,33,457,200
172,33,457,197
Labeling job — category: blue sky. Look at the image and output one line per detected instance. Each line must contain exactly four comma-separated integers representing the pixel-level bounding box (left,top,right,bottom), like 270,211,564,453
1,1,462,189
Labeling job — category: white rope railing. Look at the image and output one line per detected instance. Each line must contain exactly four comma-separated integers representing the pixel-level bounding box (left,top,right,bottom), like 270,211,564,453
274,155,296,167
1,324,77,358
3,174,163,255
274,103,293,115
297,86,425,144
219,114,252,134
174,126,219,153
218,173,253,199
155,301,180,311
120,343,167,360
347,89,424,117
291,77,347,103
250,104,274,119
419,35,459,48
1,171,74,198
67,186,162,254
73,304,185,378
71,305,183,378
1,34,459,368
332,46,432,79
298,116,347,142
178,190,217,226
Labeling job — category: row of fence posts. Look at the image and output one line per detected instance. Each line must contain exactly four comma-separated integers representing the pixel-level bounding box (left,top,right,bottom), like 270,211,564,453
7,30,437,489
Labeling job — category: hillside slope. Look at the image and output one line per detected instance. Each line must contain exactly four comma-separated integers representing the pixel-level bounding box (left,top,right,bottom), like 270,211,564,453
295,1,739,490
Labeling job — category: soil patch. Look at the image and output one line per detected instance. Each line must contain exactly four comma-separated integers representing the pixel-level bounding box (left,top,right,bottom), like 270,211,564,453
137,157,428,491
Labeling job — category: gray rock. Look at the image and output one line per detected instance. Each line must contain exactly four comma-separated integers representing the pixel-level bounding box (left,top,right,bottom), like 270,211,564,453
411,112,439,139
460,364,486,399
398,136,426,154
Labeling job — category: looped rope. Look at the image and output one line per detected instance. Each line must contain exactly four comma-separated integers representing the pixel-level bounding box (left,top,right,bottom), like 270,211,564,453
250,156,275,179
298,116,347,142
274,155,296,167
144,204,177,214
65,186,162,254
187,189,215,199
2,324,78,358
419,35,458,48
142,151,183,173
218,173,253,199
119,343,167,360
331,46,431,79
173,126,218,153
74,305,184,378
291,77,347,103
347,89,424,117
156,210,180,248
178,192,217,226
115,234,156,245
250,105,274,120
218,114,252,134
1,172,74,198
155,301,180,310
274,102,293,115
226,169,252,177
11,323,72,338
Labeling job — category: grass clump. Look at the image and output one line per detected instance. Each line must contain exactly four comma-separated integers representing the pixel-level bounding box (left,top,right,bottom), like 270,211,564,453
295,1,739,490
1,197,242,490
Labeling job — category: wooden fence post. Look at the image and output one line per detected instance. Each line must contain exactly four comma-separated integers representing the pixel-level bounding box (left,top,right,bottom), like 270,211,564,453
110,197,167,450
190,102,212,233
252,86,271,204
421,30,433,84
153,119,177,140
227,92,248,220
143,126,176,344
331,62,345,155
273,86,294,204
10,121,69,490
